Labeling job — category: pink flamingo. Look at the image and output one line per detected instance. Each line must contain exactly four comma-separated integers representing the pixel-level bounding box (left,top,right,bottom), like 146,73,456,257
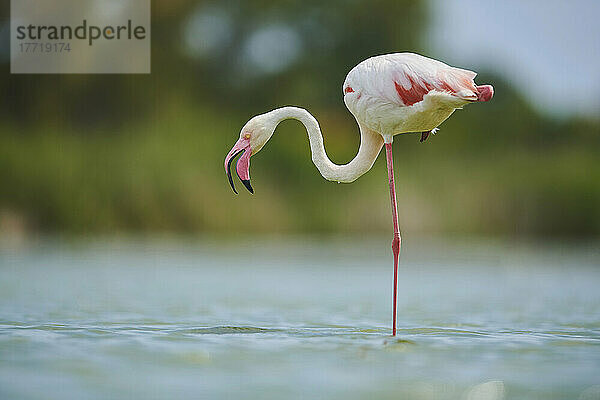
225,53,493,336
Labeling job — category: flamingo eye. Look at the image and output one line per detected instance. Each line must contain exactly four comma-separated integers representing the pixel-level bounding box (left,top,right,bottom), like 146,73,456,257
344,86,354,94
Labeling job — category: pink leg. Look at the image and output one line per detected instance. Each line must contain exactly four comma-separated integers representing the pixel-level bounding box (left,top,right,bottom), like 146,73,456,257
385,143,401,336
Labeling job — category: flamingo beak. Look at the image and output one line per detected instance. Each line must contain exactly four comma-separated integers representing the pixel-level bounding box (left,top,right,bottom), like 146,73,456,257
224,137,253,194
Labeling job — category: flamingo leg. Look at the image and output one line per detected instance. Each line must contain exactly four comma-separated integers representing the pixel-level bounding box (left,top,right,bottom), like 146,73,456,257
385,142,401,336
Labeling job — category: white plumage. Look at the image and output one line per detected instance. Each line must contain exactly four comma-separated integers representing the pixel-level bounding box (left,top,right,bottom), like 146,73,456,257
343,53,488,141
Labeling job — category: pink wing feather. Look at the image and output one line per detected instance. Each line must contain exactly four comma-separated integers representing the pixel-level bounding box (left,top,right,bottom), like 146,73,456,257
389,55,480,106
349,53,483,107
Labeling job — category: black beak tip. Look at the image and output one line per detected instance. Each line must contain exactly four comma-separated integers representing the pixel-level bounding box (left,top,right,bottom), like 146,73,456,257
228,175,238,194
241,179,254,194
226,149,245,195
226,170,239,194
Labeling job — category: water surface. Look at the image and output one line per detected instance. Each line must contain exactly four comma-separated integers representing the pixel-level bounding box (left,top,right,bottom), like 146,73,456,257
1,238,599,399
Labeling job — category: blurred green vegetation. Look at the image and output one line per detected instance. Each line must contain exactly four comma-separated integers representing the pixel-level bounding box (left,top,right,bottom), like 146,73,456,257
0,0,598,238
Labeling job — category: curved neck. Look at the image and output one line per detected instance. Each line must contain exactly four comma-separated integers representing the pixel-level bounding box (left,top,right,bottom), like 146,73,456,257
270,106,383,183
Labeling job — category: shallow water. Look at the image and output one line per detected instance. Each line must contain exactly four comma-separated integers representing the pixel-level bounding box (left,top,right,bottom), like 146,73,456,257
1,237,599,399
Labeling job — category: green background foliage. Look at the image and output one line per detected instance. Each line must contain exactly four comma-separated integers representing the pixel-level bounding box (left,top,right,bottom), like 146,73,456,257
0,0,598,237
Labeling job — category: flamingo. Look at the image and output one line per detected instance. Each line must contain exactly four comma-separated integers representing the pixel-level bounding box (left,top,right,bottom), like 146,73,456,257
224,52,493,336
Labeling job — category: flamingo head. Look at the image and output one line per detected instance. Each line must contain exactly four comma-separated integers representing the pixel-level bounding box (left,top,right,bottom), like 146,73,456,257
224,112,277,194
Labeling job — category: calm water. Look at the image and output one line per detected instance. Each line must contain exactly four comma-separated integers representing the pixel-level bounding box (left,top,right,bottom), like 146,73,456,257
1,237,599,399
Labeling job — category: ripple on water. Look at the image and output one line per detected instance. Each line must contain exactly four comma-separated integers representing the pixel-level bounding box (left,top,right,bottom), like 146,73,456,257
174,326,281,334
